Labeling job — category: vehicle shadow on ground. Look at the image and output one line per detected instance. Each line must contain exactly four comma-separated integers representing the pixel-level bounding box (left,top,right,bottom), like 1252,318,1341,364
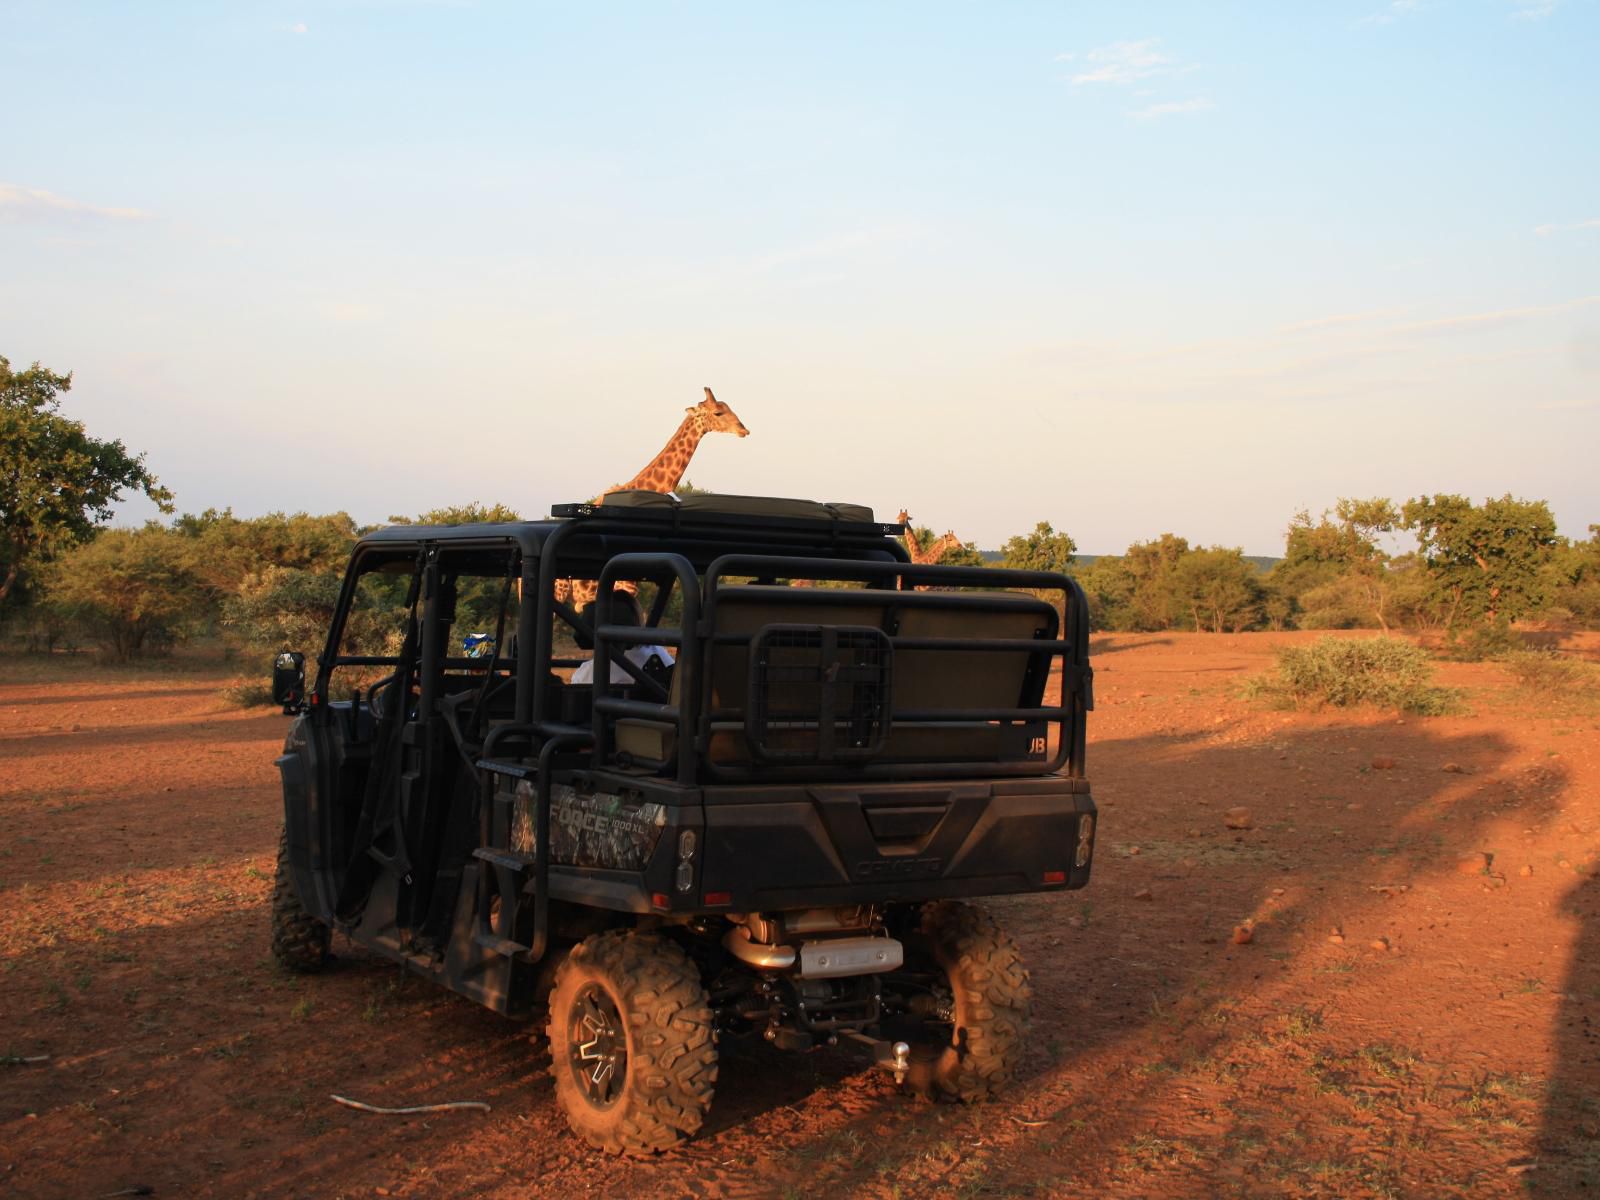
691,714,1573,1198
0,713,1575,1199
1535,872,1600,1193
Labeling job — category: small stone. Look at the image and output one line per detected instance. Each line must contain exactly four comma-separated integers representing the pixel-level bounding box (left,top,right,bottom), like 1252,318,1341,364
1329,934,1345,945
1186,828,1203,839
1370,936,1390,951
1271,887,1285,897
1224,807,1253,830
1560,859,1574,871
1127,845,1141,856
1066,916,1085,929
1442,762,1465,774
1371,756,1397,770
1456,853,1490,876
1520,864,1534,877
1180,857,1198,870
1133,887,1154,901
1231,924,1254,945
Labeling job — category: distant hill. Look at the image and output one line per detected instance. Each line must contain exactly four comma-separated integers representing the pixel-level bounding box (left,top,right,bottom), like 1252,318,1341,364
979,551,1282,573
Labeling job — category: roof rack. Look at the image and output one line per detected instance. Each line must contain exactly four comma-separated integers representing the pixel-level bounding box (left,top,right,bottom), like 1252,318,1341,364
552,491,904,536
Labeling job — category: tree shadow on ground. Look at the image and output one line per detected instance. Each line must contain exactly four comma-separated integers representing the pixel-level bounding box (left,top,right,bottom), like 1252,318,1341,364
1089,635,1175,656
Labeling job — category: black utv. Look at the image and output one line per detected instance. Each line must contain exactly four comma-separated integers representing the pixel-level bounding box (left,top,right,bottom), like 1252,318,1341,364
271,491,1095,1153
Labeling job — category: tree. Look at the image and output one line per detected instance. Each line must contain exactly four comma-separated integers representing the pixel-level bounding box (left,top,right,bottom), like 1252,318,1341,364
1170,547,1263,633
176,508,360,601
1270,498,1399,630
999,521,1077,575
1540,525,1600,626
1401,494,1558,627
44,527,209,660
1122,533,1192,630
390,503,523,526
1,356,173,605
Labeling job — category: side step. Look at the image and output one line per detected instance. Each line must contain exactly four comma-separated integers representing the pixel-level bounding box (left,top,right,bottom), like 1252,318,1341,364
470,847,538,957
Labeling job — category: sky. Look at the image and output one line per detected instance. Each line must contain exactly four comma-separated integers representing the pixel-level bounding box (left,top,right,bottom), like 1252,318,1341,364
2,0,1596,556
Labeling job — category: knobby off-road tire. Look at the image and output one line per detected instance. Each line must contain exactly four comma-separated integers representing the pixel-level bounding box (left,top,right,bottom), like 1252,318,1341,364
546,931,717,1155
270,826,331,973
903,900,1031,1103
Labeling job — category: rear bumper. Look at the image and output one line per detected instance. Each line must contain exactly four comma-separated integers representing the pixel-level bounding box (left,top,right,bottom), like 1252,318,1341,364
696,774,1094,911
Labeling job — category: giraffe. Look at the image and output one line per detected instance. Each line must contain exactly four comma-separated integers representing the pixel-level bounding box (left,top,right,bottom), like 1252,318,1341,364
925,530,963,562
897,510,927,563
897,509,966,591
899,511,964,566
555,388,750,607
608,387,749,495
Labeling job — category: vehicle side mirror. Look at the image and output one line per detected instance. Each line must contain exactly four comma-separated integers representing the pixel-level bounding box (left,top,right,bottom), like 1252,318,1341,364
272,650,307,713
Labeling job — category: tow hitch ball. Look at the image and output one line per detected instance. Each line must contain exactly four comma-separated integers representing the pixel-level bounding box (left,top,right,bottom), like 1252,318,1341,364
844,1032,912,1084
891,1040,911,1084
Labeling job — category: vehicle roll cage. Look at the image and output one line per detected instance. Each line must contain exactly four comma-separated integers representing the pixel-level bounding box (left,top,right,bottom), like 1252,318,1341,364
311,513,1093,788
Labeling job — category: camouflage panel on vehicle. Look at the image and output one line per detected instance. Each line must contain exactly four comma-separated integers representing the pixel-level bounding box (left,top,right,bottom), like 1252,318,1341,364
510,780,668,870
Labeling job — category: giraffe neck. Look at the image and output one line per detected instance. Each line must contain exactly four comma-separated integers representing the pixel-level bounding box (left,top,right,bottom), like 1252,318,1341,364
616,415,707,494
899,513,929,563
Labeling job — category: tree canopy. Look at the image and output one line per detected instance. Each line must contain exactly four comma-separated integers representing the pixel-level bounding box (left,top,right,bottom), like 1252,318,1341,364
1,355,173,604
1401,494,1557,626
999,521,1077,575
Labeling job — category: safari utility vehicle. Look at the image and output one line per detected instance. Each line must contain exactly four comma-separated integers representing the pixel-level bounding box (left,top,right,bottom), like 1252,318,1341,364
270,491,1095,1154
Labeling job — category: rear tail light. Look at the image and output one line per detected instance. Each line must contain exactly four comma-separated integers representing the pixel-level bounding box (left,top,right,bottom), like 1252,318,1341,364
703,891,732,907
1042,870,1067,885
1075,814,1095,868
675,828,697,893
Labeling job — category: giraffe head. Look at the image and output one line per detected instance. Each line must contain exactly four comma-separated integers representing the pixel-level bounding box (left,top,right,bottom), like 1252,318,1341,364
896,509,912,527
686,387,750,438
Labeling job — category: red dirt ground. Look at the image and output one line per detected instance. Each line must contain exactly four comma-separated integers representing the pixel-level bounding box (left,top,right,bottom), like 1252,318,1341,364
3,632,1598,1199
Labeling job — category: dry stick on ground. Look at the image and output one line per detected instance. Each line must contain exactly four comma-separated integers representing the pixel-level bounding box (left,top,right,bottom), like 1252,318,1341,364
2,1054,50,1065
330,1094,491,1116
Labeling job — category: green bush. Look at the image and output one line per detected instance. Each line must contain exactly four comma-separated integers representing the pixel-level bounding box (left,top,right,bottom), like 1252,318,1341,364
1259,636,1459,715
220,677,277,707
1440,620,1523,662
1500,649,1594,697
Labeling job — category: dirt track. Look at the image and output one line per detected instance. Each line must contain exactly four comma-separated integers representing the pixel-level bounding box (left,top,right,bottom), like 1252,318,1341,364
3,633,1598,1199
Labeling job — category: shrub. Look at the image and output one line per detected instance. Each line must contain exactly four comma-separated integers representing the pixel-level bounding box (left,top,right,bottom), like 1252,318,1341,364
1258,636,1459,716
1500,650,1594,697
220,677,277,708
1439,620,1523,662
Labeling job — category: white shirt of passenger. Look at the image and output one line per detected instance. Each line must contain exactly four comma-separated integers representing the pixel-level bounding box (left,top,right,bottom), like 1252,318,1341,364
570,644,675,685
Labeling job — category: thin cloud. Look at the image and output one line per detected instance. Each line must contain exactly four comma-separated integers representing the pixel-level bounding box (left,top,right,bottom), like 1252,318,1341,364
315,300,382,324
1131,97,1214,120
289,21,308,34
1385,295,1600,338
1279,308,1410,334
1362,0,1420,26
1534,217,1600,236
1510,0,1558,19
0,183,151,223
1068,40,1177,87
